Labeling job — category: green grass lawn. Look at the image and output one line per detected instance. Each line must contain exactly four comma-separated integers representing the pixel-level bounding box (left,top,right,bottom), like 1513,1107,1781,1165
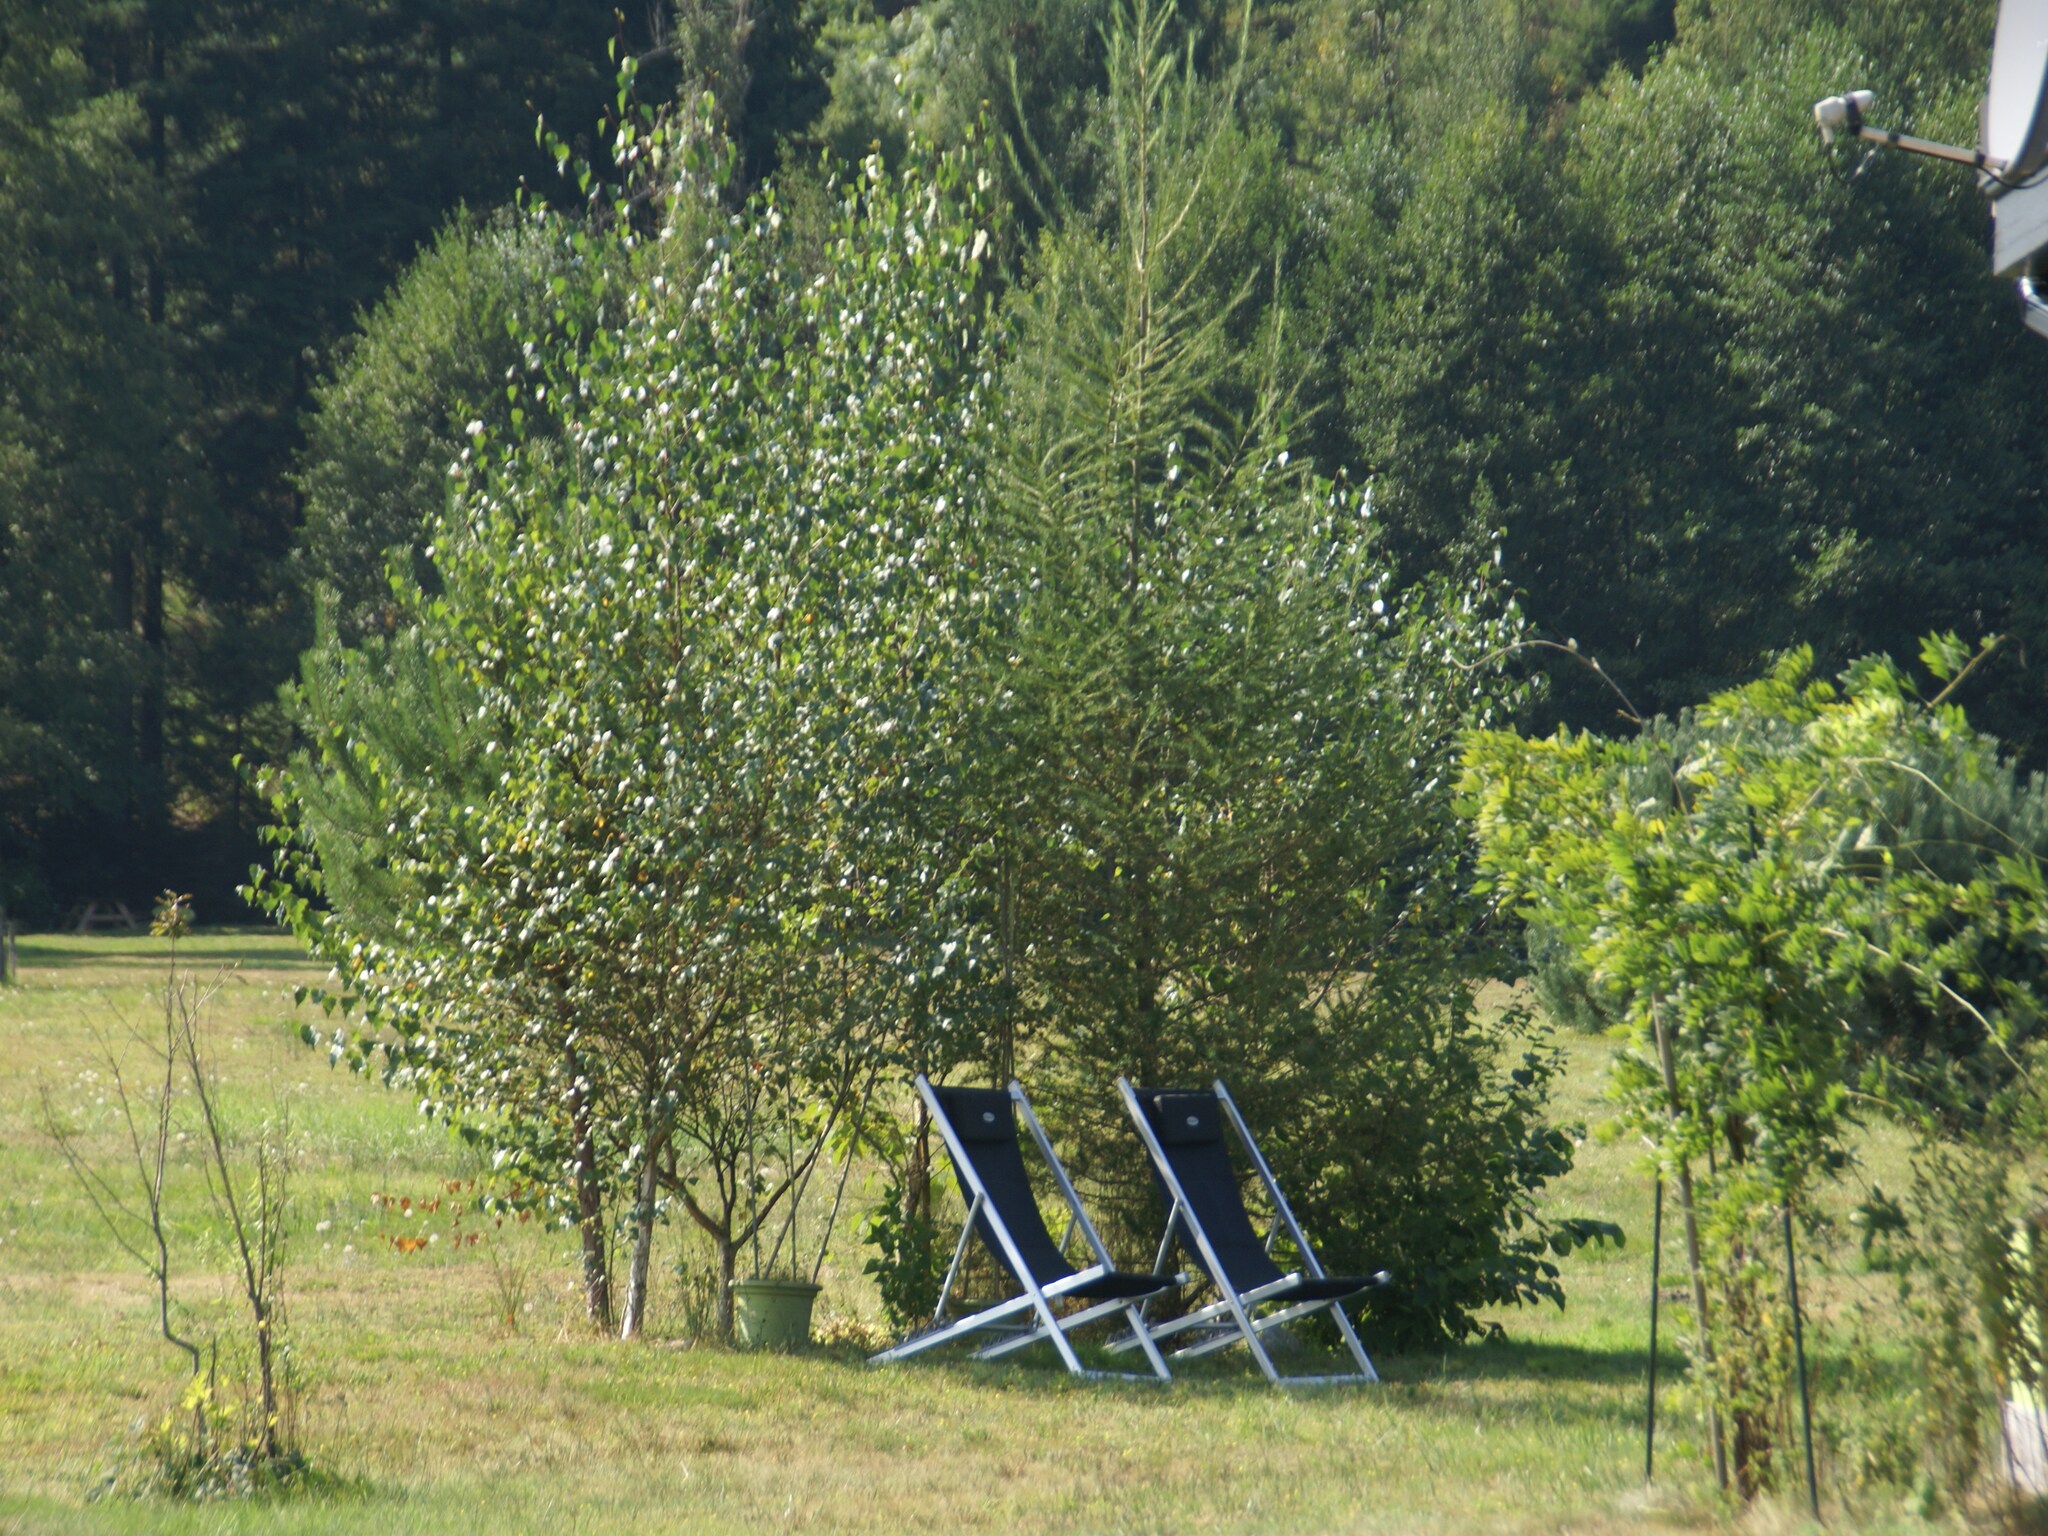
0,934,1985,1533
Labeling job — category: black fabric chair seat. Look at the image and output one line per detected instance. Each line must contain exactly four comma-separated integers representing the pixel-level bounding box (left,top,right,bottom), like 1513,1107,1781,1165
1065,1270,1173,1302
1138,1088,1291,1296
1115,1077,1386,1384
1266,1273,1378,1304
1136,1090,1388,1307
872,1076,1176,1381
932,1085,1169,1305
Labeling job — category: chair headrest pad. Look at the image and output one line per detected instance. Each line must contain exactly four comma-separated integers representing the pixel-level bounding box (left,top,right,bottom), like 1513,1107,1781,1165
1149,1091,1223,1145
937,1085,1014,1142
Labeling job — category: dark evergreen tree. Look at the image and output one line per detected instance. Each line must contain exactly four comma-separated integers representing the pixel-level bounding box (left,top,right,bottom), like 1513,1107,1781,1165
969,0,1597,1346
5,0,662,909
0,0,195,914
293,210,609,643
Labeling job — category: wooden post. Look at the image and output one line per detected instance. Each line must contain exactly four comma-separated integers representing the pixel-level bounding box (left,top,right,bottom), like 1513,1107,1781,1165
1654,999,1729,1493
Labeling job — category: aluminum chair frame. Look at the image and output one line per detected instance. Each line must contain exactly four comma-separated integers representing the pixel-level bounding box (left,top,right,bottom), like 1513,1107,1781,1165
869,1075,1172,1381
1113,1075,1384,1387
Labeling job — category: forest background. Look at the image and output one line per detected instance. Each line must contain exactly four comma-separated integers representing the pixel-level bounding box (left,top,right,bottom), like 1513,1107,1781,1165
1,0,2042,920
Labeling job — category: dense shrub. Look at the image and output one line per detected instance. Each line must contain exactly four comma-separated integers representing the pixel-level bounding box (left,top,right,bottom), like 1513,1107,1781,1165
945,0,1609,1349
1465,636,2048,1495
260,97,994,1337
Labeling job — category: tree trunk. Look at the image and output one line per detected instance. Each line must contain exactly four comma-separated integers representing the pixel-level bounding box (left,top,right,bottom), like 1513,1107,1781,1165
680,1186,741,1340
715,1235,738,1338
566,1052,611,1331
996,858,1018,1082
136,19,169,863
111,538,134,633
1721,1115,1772,1499
908,1098,931,1222
137,538,165,848
254,1299,278,1460
619,1138,661,1340
1721,1221,1776,1499
1732,1398,1772,1496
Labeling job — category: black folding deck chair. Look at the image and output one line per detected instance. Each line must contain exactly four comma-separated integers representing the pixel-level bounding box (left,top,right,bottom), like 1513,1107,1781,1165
868,1076,1173,1380
1113,1076,1388,1385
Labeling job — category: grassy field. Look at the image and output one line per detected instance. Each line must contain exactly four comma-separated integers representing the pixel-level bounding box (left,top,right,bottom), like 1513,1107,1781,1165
0,932,1991,1533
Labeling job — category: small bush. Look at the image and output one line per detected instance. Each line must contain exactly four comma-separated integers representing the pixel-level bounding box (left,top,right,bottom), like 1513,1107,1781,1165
100,1376,312,1503
863,1180,948,1334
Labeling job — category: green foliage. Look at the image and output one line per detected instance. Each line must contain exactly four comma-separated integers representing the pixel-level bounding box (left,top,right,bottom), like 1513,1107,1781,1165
0,1,190,914
0,0,669,911
810,0,1108,227
1515,654,2048,1078
1528,0,1676,98
810,1,968,168
861,1179,948,1332
116,1375,314,1503
294,212,604,644
1525,921,1622,1034
1865,1043,2048,1507
266,616,492,957
959,0,1598,1349
1467,646,2030,1197
19,0,2048,924
260,83,997,1330
1311,1,2048,756
1263,1001,1623,1346
1464,636,2048,1491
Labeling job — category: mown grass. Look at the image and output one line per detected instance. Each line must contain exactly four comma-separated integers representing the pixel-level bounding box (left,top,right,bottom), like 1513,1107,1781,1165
0,933,2001,1533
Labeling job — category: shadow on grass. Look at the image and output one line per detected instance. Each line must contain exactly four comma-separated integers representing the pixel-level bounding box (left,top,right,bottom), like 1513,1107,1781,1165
817,1333,1297,1400
12,937,316,973
835,1330,1675,1408
1392,1336,1670,1389
835,1343,1646,1400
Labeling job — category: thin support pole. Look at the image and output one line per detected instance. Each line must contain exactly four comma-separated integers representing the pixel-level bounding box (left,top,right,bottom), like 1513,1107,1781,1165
932,1191,980,1327
1784,1205,1820,1523
1654,1001,1728,1493
1646,1178,1664,1481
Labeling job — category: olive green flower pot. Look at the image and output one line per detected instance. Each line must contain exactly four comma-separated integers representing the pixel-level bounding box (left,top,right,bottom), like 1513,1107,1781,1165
731,1278,822,1351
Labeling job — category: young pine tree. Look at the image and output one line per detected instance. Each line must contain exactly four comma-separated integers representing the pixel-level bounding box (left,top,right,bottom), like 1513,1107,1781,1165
971,0,1597,1347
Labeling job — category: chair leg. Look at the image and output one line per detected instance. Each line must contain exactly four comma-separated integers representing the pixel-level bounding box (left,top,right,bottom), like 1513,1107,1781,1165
972,1297,1131,1360
1160,1298,1378,1384
1331,1302,1380,1383
1033,1292,1091,1377
1125,1303,1173,1380
1221,1288,1282,1384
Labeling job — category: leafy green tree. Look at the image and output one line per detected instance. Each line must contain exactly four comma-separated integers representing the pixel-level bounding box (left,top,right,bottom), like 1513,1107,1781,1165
966,0,1603,1348
1463,635,2048,1494
257,608,642,1323
261,97,995,1337
1314,4,2048,755
294,210,606,643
